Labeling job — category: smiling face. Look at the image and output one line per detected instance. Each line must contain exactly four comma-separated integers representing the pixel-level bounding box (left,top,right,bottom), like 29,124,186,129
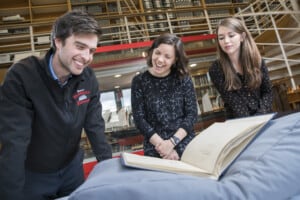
217,25,244,58
53,33,98,77
149,43,176,77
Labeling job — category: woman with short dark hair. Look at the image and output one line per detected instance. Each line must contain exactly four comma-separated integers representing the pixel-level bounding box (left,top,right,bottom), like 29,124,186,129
131,33,198,160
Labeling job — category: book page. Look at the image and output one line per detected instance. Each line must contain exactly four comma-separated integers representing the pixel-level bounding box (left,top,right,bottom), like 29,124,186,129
216,123,264,173
122,152,211,177
181,113,275,175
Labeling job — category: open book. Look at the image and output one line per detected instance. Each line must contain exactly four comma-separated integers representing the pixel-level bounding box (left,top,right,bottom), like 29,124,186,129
121,113,276,180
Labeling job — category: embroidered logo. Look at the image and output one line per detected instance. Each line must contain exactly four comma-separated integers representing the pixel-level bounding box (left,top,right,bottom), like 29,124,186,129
73,89,91,106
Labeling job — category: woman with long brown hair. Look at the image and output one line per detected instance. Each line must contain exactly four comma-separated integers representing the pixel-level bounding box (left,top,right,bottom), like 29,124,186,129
209,17,273,119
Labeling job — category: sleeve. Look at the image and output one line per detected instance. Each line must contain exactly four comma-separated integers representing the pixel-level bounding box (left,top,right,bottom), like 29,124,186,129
257,60,273,114
131,75,156,139
180,76,198,134
84,73,112,162
208,61,226,93
0,66,33,199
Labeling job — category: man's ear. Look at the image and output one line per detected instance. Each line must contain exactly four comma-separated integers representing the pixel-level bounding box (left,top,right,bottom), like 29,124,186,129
54,37,62,49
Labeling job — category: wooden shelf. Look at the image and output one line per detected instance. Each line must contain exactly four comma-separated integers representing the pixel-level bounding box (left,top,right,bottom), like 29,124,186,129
287,89,300,110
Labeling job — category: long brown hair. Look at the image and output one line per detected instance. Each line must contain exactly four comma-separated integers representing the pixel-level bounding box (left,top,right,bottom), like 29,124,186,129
216,17,262,90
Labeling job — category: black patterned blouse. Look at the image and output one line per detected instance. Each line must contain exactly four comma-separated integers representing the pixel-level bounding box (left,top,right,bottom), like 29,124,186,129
209,60,273,119
131,70,198,157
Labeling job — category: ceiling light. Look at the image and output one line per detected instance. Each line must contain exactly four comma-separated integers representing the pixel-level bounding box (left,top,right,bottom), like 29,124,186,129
190,63,197,67
114,74,122,78
114,85,120,89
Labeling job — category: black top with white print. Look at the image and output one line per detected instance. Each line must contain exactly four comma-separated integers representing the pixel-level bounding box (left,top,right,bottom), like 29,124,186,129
209,59,273,119
131,70,198,157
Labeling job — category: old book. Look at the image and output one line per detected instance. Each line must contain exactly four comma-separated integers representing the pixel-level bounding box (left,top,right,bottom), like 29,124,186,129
121,113,275,180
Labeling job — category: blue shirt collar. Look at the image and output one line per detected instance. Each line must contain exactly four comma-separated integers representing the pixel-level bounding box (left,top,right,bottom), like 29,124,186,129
49,54,58,81
48,54,71,87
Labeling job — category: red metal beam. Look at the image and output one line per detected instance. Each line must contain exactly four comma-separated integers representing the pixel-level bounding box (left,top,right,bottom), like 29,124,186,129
95,34,217,53
91,47,216,68
91,57,144,68
96,41,152,53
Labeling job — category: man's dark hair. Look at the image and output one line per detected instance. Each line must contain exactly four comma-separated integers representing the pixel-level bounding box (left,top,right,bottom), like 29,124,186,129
51,10,102,51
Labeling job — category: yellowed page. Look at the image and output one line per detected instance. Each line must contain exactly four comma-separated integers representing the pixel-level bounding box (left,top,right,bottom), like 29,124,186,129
215,125,262,174
121,152,214,178
181,113,274,175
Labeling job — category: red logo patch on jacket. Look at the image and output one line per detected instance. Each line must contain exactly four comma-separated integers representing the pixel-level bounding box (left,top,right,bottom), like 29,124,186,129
73,89,91,106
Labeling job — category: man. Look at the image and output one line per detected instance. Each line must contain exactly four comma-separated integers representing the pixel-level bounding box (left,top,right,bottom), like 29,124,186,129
0,10,112,200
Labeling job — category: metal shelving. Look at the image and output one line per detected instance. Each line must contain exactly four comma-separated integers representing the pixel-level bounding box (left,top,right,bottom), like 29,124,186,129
0,0,251,66
235,0,300,90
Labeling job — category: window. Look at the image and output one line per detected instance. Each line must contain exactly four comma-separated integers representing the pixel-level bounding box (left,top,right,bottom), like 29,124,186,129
100,88,131,113
122,88,131,108
100,91,117,113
